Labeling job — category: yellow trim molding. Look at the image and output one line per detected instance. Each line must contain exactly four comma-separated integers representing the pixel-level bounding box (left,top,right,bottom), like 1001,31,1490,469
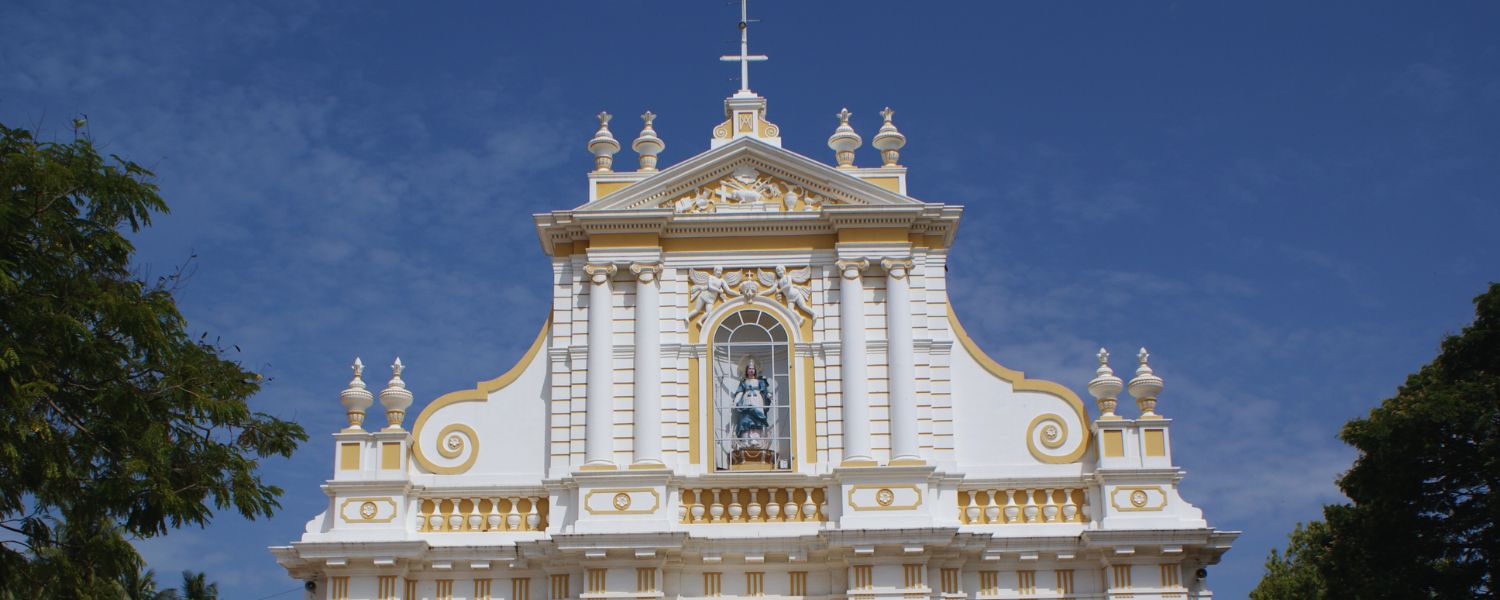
583,488,661,515
339,496,399,524
847,484,923,511
947,304,1091,464
411,315,550,474
1110,485,1168,512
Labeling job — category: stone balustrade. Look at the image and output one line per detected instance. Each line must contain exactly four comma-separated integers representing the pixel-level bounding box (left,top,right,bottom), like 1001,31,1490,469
678,487,828,524
416,496,548,533
957,488,1088,525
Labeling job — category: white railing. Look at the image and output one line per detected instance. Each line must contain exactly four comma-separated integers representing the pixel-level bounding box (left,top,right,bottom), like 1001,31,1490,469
416,496,548,532
679,487,827,523
957,488,1088,524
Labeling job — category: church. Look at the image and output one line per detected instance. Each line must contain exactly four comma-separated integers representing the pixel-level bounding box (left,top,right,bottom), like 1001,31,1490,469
271,6,1235,599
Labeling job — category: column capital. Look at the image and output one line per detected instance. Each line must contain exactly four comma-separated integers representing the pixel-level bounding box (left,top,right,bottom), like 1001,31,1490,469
628,262,662,283
835,259,870,279
880,258,914,279
583,263,618,284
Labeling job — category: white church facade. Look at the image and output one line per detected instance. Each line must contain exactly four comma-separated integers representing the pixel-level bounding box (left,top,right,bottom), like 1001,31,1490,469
272,10,1235,599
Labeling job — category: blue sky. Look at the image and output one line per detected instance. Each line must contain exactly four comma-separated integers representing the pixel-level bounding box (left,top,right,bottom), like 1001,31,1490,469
4,1,1498,597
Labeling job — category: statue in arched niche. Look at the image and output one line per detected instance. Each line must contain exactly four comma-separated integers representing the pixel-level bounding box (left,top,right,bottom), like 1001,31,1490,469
731,358,774,450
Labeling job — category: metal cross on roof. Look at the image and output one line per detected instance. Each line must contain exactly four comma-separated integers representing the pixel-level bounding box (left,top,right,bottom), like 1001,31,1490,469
719,0,768,93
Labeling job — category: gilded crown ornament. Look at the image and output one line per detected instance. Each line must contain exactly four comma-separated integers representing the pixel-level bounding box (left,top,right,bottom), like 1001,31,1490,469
380,357,414,429
827,108,862,169
1087,348,1124,419
1128,347,1164,417
339,357,374,429
871,107,907,167
587,111,621,173
632,111,665,172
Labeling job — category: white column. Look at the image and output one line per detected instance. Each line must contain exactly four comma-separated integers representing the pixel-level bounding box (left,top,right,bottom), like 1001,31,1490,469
630,263,664,466
837,259,873,465
583,263,617,467
882,258,920,464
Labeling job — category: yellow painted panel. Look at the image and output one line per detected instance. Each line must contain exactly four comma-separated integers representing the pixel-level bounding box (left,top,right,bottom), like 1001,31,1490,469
381,441,402,469
838,227,911,244
594,181,634,198
589,232,659,249
863,176,901,193
1102,430,1125,458
338,442,361,470
1143,429,1166,457
662,235,836,253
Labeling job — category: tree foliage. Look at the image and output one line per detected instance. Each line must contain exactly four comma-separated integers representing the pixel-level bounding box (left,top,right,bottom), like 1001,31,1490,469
1253,282,1500,598
1250,522,1330,600
0,123,306,596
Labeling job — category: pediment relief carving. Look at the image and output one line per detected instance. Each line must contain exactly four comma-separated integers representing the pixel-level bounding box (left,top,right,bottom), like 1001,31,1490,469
669,165,830,215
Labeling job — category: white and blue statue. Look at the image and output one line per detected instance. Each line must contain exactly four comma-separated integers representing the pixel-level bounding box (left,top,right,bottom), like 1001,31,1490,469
731,359,774,449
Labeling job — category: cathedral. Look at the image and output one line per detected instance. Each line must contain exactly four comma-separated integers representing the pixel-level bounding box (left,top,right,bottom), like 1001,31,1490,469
271,6,1235,599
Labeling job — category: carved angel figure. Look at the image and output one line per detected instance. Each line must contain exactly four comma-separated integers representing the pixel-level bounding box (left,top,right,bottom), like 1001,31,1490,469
686,267,741,325
759,265,816,325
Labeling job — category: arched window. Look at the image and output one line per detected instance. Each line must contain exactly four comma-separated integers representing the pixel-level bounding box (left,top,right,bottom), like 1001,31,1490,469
711,309,793,471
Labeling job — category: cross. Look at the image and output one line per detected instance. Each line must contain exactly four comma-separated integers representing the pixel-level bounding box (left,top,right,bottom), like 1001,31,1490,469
719,0,767,93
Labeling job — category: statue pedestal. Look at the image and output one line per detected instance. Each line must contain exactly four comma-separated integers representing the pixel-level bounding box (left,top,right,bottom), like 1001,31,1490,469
729,448,777,471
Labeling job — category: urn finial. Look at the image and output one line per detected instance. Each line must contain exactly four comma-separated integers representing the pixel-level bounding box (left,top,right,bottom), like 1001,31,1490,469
588,111,621,173
871,107,907,167
827,108,862,169
1087,348,1124,419
379,357,414,429
632,111,665,172
1128,347,1165,417
339,357,374,429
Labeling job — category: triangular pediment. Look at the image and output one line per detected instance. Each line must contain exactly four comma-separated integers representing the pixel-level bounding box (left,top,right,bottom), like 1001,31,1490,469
582,137,923,213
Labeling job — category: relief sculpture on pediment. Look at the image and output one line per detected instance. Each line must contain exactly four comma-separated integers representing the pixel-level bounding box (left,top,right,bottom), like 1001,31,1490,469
671,165,825,214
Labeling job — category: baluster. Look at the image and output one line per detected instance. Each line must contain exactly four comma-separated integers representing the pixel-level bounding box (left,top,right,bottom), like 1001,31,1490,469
690,491,707,523
1022,490,1040,523
803,487,818,521
466,498,482,531
728,489,744,522
709,490,725,523
747,488,763,522
983,491,1001,524
766,489,782,521
487,498,502,531
677,491,689,523
525,497,541,530
1061,489,1079,523
1002,490,1020,524
418,499,432,532
963,491,979,524
506,497,522,531
1073,489,1088,522
782,489,798,522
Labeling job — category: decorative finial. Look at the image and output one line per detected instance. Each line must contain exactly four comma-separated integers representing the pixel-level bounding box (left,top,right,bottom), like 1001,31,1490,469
871,107,907,168
380,357,414,430
339,357,374,430
632,111,665,172
1087,348,1124,419
827,108,862,169
1128,347,1164,417
588,111,621,173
